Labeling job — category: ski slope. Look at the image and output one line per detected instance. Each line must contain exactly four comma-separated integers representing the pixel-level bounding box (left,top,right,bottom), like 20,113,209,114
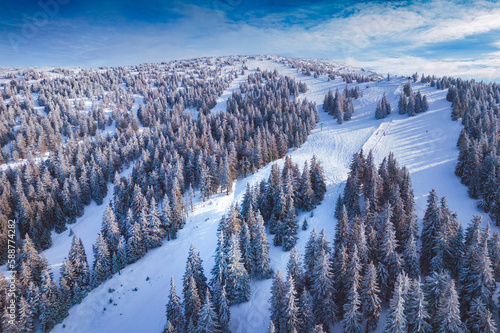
51,58,493,333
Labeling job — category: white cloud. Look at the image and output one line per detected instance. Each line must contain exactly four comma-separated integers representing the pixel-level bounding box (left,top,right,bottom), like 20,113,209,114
348,54,500,82
420,9,500,44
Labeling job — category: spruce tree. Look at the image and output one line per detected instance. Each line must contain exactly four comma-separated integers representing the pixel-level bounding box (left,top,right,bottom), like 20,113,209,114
39,270,59,333
225,234,250,304
436,280,467,333
184,276,202,330
184,244,208,302
216,284,230,333
287,248,304,294
166,277,184,332
283,274,299,333
17,295,34,333
144,198,164,249
250,212,272,279
465,297,497,333
406,277,430,333
60,236,91,305
341,272,362,333
297,289,314,333
101,204,120,253
127,222,146,263
385,274,408,333
420,189,440,275
92,232,112,287
361,262,381,332
270,271,286,333
311,249,336,330
196,291,220,333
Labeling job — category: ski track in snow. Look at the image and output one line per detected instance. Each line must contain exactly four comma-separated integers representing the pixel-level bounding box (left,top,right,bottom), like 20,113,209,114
48,59,494,333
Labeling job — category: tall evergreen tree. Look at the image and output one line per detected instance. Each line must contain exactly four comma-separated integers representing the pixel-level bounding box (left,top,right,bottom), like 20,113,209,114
436,280,467,333
270,271,286,333
184,275,202,330
283,274,299,333
225,234,250,304
92,232,112,287
361,262,381,332
184,244,208,302
311,249,336,330
196,291,220,333
465,297,497,333
166,277,184,332
341,270,362,333
297,289,315,333
420,189,440,275
60,235,91,305
385,274,408,333
406,278,430,333
250,212,272,279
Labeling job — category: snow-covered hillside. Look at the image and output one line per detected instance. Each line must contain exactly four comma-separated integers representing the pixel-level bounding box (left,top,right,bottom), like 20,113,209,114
47,57,493,333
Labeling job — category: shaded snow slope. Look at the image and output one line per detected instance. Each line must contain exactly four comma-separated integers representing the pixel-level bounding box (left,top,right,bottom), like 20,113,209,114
51,58,492,333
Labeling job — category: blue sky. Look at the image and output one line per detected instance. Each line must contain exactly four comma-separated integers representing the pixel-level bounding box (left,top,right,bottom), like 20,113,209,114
1,0,500,80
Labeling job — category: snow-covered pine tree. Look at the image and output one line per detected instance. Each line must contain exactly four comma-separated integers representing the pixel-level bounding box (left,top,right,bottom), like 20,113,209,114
283,274,299,333
281,192,298,251
361,262,381,332
420,189,440,276
161,193,173,240
166,277,184,332
126,221,146,263
144,198,164,249
406,277,430,333
215,283,230,333
343,176,360,218
378,207,403,300
398,93,407,115
196,291,220,333
298,162,314,211
310,155,326,205
184,275,202,330
101,204,120,254
311,248,336,330
436,279,467,333
270,271,286,333
225,234,250,304
17,295,34,333
465,297,497,333
385,273,408,333
60,235,91,305
39,269,59,333
341,265,362,333
363,150,381,212
403,233,420,279
344,98,354,121
240,222,252,273
297,289,314,333
286,248,304,294
184,244,208,302
334,205,349,253
250,212,272,279
92,232,112,287
459,222,495,321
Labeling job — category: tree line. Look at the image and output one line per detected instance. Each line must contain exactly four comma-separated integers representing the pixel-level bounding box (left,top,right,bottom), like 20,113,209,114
323,86,360,124
447,79,500,225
